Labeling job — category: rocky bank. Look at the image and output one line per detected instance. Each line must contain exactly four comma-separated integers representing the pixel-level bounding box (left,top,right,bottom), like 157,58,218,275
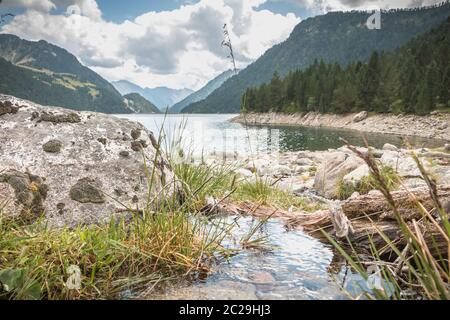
0,94,176,227
231,112,450,141
202,143,450,201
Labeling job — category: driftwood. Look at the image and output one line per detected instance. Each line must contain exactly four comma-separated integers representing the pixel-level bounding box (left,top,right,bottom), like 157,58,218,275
341,186,450,221
202,185,450,259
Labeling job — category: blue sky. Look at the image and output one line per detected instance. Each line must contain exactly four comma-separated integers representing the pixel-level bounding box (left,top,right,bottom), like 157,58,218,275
95,0,311,22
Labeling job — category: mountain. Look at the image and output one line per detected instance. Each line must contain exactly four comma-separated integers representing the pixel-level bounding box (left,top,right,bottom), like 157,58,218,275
182,3,450,114
112,80,193,111
170,69,235,113
243,16,450,116
0,34,130,114
123,93,160,114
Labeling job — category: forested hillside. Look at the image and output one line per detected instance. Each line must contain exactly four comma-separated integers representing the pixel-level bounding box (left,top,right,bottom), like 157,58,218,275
0,34,130,113
124,93,160,114
242,17,450,116
172,69,235,113
183,2,450,113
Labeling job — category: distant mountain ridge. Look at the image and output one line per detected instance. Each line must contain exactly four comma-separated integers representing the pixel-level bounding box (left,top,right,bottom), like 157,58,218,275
182,3,450,113
112,80,193,111
170,69,235,113
0,34,130,114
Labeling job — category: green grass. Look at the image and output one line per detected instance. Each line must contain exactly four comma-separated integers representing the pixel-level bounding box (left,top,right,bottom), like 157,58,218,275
232,177,321,212
0,210,225,300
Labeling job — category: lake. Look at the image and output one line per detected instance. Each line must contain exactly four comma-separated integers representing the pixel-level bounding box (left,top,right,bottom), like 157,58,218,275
118,114,442,156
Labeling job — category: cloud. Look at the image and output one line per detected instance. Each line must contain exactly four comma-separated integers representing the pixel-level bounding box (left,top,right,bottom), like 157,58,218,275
1,0,102,19
1,0,301,90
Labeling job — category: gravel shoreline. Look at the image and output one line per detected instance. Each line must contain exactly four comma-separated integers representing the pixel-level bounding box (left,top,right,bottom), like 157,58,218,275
231,112,450,141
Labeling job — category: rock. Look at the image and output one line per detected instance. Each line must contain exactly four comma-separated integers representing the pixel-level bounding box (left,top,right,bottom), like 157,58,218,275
235,168,254,178
353,111,368,123
438,123,448,130
0,95,176,227
296,158,314,166
294,165,313,174
343,164,370,186
249,272,275,284
313,153,364,199
445,144,450,152
43,140,63,153
273,164,291,176
383,143,398,152
402,178,427,189
350,192,360,199
380,151,421,177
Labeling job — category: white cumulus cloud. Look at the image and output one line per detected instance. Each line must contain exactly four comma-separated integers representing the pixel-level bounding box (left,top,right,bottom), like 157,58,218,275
1,0,300,90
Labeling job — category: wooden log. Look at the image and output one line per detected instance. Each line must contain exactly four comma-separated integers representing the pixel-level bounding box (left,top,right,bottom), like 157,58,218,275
341,185,450,221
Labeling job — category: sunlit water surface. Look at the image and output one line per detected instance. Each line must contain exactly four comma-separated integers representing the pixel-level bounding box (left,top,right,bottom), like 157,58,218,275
118,113,443,156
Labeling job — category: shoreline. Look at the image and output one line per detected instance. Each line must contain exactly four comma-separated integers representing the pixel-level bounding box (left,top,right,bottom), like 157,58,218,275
231,112,450,142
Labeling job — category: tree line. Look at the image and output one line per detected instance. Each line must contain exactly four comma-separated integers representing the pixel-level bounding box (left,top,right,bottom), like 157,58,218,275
242,17,450,116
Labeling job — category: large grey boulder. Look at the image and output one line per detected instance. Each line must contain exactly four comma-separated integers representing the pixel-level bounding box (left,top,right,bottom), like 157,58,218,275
380,151,421,177
313,152,364,199
0,95,176,227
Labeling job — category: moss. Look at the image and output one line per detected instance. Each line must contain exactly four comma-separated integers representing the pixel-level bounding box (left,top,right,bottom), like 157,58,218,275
131,129,141,140
0,170,48,219
97,137,107,145
0,100,19,116
119,151,130,158
69,178,105,204
131,140,147,152
43,140,63,153
40,111,81,124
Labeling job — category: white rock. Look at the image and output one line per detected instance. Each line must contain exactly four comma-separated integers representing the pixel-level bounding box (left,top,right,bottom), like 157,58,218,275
353,111,368,123
343,164,370,186
445,144,450,152
383,143,399,152
380,151,421,177
0,95,176,227
235,168,254,178
313,154,364,199
296,158,314,166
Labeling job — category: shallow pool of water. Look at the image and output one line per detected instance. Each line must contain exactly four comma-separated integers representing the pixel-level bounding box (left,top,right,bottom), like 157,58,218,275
146,217,366,300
